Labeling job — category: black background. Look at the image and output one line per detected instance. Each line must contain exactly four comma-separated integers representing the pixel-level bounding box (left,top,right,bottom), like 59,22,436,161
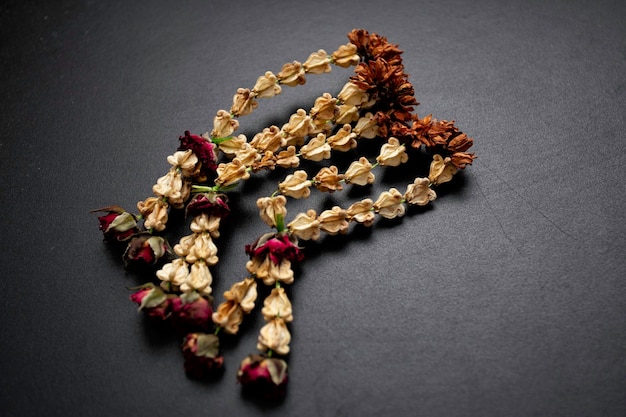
1,1,625,416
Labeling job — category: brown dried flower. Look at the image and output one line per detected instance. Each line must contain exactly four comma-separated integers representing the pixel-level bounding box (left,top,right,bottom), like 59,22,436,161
303,49,331,74
231,88,258,117
276,60,306,86
313,165,344,193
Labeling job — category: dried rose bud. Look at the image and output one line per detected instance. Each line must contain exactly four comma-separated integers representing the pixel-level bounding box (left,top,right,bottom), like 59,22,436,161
182,333,224,379
170,292,213,334
237,354,288,400
178,131,218,173
123,234,170,268
93,206,139,242
245,233,304,266
129,283,172,320
186,193,230,219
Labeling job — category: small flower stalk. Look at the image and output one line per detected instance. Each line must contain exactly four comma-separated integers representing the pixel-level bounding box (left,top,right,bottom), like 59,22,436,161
94,28,475,399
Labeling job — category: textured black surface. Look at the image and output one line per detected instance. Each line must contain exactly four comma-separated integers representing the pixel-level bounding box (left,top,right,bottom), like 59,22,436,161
1,1,625,416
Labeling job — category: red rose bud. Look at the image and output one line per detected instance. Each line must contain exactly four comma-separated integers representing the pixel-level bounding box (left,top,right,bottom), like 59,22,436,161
237,354,288,400
170,292,213,334
182,333,224,379
92,205,139,242
129,284,172,320
186,192,230,219
179,131,218,172
245,233,304,265
123,234,170,268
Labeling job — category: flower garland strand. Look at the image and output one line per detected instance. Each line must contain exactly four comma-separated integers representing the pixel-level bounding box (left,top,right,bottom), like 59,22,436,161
93,29,475,400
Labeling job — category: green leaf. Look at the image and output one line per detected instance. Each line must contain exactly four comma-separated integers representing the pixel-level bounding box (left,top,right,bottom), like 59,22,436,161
196,334,220,358
140,287,167,310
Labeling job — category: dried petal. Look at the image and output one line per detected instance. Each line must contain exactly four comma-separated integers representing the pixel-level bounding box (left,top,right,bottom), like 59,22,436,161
275,146,300,168
281,109,314,146
215,158,250,188
373,188,406,219
313,165,344,193
376,137,408,167
257,317,291,355
353,112,379,139
211,109,239,138
287,209,321,241
318,206,349,235
300,133,331,162
346,199,375,226
252,71,281,98
137,197,168,232
231,88,258,117
332,43,360,67
338,81,370,107
180,260,213,295
327,124,357,152
223,277,258,313
303,49,331,74
262,287,293,322
428,154,457,185
250,125,282,153
212,299,244,334
344,156,375,186
404,177,436,206
276,60,305,86
217,134,247,157
310,93,339,121
335,104,360,124
256,196,288,228
156,258,190,287
278,170,311,199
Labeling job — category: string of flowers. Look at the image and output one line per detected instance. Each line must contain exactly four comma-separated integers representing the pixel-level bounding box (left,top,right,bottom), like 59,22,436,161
93,29,475,400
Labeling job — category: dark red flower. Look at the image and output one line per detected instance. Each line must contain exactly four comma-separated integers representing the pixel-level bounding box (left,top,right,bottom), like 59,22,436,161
92,205,139,242
182,333,224,379
170,293,213,334
178,131,218,172
245,233,304,265
123,234,170,268
237,354,288,400
186,192,230,219
129,284,172,320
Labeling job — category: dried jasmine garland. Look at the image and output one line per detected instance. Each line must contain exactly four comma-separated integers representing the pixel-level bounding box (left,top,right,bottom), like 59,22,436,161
93,29,476,399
